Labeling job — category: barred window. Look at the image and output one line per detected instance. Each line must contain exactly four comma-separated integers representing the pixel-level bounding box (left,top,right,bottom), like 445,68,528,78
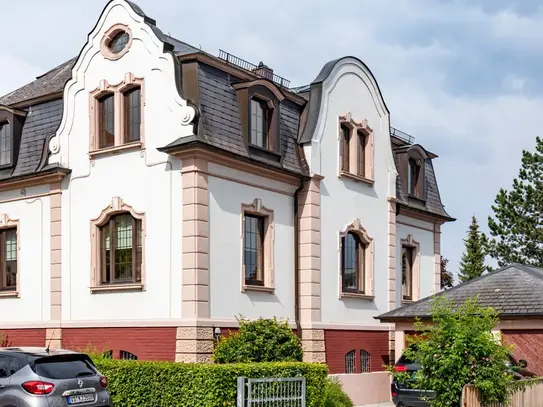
120,350,138,360
345,350,356,374
360,349,371,373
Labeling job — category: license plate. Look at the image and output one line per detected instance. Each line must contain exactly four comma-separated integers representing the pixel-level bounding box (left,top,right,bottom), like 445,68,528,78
67,394,96,405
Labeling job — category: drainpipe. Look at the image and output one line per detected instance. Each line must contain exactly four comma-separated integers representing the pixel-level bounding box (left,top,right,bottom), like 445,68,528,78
294,178,305,339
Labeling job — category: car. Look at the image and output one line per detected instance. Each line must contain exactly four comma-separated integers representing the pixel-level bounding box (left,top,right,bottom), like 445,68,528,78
0,347,112,407
391,352,535,407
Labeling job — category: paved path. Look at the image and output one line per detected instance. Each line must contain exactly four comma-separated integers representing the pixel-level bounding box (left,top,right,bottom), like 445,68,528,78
355,403,394,407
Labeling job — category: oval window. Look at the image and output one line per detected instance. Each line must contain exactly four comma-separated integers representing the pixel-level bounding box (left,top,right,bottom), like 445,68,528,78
108,31,130,54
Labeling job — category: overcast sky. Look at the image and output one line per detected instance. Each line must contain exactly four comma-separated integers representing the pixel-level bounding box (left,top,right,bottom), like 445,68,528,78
1,0,541,280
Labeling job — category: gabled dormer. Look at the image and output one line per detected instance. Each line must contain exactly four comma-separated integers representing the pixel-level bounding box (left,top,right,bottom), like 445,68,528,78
0,106,26,171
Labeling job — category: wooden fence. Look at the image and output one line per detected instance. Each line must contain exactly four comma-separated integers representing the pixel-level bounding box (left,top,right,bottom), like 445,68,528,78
462,379,543,407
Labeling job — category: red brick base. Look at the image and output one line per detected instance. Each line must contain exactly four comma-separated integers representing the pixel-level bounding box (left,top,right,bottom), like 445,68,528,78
2,329,46,347
502,330,543,375
62,327,177,361
325,330,389,374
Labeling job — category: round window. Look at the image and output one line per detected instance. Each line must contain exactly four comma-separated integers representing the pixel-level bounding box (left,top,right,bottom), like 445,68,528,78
108,31,130,54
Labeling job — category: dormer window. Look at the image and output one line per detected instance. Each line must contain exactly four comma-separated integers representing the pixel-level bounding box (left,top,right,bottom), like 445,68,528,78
233,80,283,160
397,144,428,201
0,107,26,170
0,122,11,167
408,158,421,196
250,97,269,149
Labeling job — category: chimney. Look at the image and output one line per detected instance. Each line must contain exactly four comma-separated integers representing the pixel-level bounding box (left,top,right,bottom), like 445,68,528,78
253,62,274,81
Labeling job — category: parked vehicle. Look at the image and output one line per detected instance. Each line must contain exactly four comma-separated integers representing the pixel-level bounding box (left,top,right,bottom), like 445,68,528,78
0,347,112,407
391,353,535,407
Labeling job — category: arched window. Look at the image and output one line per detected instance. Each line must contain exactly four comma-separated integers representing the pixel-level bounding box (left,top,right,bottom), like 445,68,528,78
341,232,367,293
100,213,142,285
120,350,138,360
360,349,371,373
345,350,356,374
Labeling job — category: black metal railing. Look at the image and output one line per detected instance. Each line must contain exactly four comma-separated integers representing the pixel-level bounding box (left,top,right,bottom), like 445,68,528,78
218,50,290,88
391,126,415,144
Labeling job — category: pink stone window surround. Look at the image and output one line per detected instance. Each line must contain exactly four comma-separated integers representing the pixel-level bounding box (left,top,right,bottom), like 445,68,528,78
89,74,144,158
90,197,146,293
338,113,374,184
0,214,19,298
338,218,374,300
241,198,275,293
100,24,133,61
401,234,420,303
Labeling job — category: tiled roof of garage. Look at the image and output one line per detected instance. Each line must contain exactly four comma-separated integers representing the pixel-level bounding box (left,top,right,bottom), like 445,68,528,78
377,264,543,321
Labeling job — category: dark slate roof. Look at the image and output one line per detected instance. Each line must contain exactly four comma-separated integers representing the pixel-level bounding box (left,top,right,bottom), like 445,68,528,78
377,264,543,322
163,61,307,176
392,148,453,220
10,99,64,178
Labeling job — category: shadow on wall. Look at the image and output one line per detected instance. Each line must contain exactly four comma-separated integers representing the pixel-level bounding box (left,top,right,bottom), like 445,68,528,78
333,372,391,405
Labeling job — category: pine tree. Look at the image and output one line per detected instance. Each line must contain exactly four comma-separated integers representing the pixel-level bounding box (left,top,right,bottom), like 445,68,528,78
440,256,454,289
488,136,543,267
458,216,488,283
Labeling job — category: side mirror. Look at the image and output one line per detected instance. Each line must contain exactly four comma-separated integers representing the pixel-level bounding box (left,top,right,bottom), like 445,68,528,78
519,359,528,368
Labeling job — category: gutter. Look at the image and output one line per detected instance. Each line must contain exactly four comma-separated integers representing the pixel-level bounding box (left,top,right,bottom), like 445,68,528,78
293,178,305,338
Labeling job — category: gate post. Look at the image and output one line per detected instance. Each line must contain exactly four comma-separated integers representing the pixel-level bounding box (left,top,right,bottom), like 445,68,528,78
237,377,245,407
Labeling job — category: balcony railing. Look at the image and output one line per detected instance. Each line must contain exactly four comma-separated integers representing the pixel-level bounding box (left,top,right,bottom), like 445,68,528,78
390,126,415,144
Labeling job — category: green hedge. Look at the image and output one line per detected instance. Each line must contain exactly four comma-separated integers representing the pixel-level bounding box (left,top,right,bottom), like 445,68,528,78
94,359,328,407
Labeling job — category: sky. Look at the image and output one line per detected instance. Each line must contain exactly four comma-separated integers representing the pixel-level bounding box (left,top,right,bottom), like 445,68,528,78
1,0,542,280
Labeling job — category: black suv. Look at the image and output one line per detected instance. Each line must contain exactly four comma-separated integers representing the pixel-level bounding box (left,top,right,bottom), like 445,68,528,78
391,353,535,407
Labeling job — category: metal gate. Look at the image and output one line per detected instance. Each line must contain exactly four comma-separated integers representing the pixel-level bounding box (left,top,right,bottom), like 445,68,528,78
236,377,306,407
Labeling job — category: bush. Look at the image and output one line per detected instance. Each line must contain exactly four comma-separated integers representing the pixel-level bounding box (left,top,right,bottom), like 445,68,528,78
387,297,513,407
94,359,327,407
323,377,353,407
213,317,303,363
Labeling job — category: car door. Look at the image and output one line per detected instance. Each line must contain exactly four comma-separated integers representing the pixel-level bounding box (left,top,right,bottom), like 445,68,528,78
0,356,12,407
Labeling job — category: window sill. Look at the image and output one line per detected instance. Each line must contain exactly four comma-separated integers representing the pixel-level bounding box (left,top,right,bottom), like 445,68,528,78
89,141,143,158
90,283,144,293
339,171,374,185
242,284,275,294
0,290,18,298
248,145,281,163
340,291,374,300
402,299,413,306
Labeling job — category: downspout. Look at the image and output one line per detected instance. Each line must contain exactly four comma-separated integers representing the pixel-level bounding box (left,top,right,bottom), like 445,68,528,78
294,178,305,339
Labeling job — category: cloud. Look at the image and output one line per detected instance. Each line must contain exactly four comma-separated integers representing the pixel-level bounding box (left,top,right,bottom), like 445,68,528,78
1,0,542,278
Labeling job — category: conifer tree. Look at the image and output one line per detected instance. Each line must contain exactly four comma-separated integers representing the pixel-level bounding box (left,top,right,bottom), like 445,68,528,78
488,137,543,267
458,216,488,283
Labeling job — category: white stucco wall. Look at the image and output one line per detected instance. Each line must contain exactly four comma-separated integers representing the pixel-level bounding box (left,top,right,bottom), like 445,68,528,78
47,1,193,322
305,58,397,325
208,173,295,321
396,215,435,306
0,185,52,324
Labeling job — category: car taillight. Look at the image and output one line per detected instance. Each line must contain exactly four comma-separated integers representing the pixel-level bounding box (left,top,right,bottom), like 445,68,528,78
22,381,54,395
392,390,398,397
395,365,407,372
100,376,108,388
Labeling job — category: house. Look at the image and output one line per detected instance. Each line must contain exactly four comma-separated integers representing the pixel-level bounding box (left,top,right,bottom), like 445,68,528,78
377,264,543,375
0,1,452,402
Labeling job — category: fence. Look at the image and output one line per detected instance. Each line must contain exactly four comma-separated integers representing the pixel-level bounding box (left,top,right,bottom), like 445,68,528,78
237,377,306,407
462,379,543,407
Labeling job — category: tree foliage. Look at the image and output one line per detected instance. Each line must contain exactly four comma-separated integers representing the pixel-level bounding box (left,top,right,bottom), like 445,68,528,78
488,137,543,267
440,257,454,289
388,297,513,407
458,216,489,283
213,317,303,363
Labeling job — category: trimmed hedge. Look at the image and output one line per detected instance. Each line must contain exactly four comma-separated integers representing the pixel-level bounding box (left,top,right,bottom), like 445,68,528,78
94,359,328,407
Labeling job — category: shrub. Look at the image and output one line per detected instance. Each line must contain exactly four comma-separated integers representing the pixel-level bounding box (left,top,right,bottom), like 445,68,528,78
94,359,327,407
323,377,353,407
213,317,303,363
0,331,9,347
387,297,513,407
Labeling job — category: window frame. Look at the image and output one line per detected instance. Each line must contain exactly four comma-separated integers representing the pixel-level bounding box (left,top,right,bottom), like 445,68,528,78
360,349,371,373
249,96,271,150
341,232,366,294
90,197,146,293
241,199,275,293
89,75,144,157
97,93,115,149
401,234,420,303
338,114,374,184
100,24,133,61
338,218,374,299
123,86,142,144
0,215,19,297
0,121,13,169
345,350,356,374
